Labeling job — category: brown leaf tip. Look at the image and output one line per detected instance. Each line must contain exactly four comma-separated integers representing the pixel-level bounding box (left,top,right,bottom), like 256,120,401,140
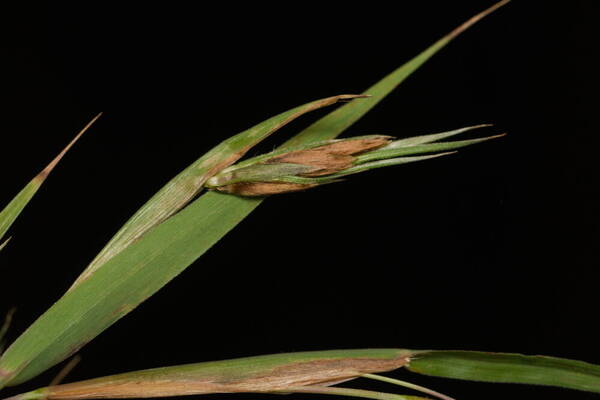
448,0,511,39
37,113,103,181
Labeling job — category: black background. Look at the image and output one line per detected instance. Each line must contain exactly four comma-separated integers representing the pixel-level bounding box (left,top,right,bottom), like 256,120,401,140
1,1,599,399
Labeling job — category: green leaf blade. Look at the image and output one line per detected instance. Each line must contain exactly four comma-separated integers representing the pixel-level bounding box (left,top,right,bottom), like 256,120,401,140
0,181,40,245
282,0,510,149
407,350,600,393
281,41,448,149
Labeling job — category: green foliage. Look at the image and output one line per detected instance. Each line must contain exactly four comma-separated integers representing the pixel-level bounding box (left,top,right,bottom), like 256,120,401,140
0,8,474,386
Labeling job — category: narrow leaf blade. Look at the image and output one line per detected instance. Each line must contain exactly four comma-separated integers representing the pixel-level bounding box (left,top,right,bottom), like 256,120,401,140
283,1,510,148
407,350,600,393
0,194,261,387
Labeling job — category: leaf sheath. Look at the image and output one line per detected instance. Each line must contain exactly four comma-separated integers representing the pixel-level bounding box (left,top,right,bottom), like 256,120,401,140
12,350,412,399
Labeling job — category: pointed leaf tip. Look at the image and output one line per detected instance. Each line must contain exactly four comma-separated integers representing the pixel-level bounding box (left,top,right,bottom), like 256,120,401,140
448,0,511,40
284,2,508,149
38,113,102,180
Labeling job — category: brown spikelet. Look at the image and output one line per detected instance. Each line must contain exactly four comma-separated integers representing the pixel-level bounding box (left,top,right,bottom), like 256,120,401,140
269,136,392,177
320,136,393,156
270,151,354,177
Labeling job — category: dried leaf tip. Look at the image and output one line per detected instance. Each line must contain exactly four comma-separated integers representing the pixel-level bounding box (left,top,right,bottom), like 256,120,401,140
38,113,103,180
448,0,511,39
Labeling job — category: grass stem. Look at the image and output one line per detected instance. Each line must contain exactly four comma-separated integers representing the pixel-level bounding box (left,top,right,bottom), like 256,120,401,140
283,385,428,400
362,374,455,400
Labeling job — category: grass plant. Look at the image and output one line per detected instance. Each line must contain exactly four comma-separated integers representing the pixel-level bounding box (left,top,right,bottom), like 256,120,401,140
3,1,599,399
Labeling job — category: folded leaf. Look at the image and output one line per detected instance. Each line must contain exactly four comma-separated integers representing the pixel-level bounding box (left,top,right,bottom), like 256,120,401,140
0,114,100,250
407,350,600,393
6,349,413,399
